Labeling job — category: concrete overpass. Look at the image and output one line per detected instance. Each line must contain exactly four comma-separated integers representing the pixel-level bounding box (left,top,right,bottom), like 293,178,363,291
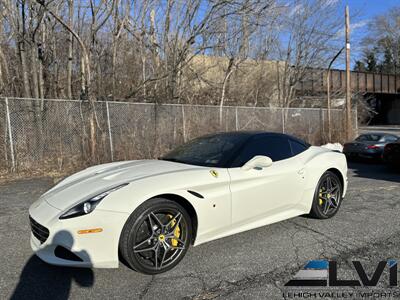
297,69,400,125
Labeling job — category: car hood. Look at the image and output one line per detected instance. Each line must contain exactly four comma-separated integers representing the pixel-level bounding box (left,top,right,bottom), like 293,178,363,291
41,160,201,210
346,140,380,146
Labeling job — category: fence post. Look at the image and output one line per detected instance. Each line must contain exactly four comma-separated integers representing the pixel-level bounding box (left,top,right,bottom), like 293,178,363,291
321,108,325,142
235,107,239,130
354,108,358,137
281,108,285,133
106,101,114,161
5,97,15,171
181,105,186,142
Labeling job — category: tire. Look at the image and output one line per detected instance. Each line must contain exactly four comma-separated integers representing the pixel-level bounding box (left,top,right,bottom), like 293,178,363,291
119,198,192,275
309,171,343,219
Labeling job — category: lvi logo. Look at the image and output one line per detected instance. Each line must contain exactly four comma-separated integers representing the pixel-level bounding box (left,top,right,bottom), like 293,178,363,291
285,260,398,287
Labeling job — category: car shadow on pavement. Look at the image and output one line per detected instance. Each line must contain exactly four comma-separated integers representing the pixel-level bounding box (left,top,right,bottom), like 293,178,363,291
348,161,400,183
10,231,94,300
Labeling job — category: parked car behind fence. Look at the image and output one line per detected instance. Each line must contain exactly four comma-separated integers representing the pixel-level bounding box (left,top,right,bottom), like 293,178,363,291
343,133,399,161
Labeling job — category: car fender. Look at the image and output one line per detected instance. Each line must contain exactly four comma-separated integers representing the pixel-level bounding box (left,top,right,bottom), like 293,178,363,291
97,167,233,246
297,147,348,212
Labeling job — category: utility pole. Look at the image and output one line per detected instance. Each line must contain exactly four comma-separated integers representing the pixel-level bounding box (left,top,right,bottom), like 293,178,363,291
327,47,344,142
345,5,352,140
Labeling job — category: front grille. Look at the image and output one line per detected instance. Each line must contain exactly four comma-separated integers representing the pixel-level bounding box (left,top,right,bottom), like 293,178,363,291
29,216,50,244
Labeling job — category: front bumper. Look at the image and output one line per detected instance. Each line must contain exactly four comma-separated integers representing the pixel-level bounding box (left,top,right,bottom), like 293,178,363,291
29,200,129,268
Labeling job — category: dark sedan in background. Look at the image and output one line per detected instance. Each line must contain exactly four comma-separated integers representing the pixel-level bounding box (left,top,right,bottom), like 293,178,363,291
383,142,400,167
343,133,399,161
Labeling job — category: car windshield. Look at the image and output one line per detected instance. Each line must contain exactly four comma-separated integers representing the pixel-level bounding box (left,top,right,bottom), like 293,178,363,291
355,134,382,142
160,134,248,167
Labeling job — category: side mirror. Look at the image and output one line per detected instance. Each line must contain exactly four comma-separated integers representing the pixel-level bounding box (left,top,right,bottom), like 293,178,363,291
241,155,273,171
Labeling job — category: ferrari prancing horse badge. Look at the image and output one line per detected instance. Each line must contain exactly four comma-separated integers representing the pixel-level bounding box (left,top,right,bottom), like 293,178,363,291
210,170,218,178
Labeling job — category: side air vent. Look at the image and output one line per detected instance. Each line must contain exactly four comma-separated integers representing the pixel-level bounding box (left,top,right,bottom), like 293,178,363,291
187,190,204,199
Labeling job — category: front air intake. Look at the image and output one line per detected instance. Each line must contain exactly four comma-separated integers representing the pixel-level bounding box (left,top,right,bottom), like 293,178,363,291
54,246,83,262
29,216,50,244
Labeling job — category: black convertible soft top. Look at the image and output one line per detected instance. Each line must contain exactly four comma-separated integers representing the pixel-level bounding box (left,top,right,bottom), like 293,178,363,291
203,131,311,148
161,131,312,168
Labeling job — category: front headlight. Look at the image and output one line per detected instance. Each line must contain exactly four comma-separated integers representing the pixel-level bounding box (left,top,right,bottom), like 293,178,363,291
59,183,129,220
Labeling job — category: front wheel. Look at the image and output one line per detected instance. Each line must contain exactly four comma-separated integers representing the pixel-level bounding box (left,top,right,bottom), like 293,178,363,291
119,198,192,274
309,171,343,219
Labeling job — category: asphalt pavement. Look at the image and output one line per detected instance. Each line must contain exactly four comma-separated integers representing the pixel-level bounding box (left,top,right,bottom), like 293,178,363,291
1,162,400,299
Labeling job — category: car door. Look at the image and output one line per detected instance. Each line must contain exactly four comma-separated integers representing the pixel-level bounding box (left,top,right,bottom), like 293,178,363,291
228,135,306,226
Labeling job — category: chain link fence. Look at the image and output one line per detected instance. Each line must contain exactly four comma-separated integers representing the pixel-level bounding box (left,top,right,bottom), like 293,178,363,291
0,97,357,174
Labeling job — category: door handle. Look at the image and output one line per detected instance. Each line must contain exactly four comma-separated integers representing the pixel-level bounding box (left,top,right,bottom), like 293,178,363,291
298,168,305,175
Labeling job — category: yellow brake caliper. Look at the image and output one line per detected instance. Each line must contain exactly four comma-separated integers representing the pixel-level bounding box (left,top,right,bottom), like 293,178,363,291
167,215,181,247
319,188,324,205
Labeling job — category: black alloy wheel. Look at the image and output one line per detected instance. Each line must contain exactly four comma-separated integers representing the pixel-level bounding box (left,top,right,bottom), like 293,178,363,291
310,171,343,219
120,198,192,274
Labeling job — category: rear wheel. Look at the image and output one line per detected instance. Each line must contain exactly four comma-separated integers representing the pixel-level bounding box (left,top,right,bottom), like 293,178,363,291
119,198,192,274
309,171,342,219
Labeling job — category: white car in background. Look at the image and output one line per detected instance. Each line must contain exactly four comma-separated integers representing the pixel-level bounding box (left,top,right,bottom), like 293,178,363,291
29,131,348,274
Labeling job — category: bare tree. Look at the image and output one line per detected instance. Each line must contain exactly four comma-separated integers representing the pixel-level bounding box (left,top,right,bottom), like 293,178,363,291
362,7,400,74
3,0,34,98
36,0,91,99
0,0,345,109
275,0,343,108
0,17,10,95
66,0,74,99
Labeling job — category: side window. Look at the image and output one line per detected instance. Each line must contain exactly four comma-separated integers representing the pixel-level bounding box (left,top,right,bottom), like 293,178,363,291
385,135,398,142
231,136,292,167
289,139,307,156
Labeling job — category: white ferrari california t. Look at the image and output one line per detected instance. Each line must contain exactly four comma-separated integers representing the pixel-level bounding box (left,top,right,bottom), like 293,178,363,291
29,131,348,274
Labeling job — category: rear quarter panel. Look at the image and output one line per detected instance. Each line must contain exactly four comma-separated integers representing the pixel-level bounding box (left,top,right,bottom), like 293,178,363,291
297,147,348,213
